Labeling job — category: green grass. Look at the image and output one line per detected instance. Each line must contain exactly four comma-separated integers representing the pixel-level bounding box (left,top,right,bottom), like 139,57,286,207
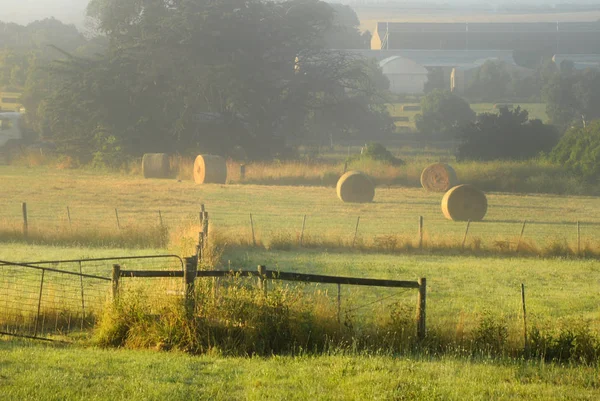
1,340,599,401
0,166,598,251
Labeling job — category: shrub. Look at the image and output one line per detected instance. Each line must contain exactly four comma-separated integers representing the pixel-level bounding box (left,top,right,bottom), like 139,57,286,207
548,120,600,182
351,142,404,166
456,107,559,161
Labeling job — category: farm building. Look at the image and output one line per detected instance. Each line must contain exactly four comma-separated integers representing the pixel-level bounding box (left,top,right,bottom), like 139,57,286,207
348,50,522,94
371,22,600,54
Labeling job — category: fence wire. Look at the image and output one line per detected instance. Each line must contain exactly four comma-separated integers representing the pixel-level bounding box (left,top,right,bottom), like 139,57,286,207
0,255,184,340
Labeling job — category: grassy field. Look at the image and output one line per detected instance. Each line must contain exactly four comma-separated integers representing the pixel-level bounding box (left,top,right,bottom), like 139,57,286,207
388,103,549,130
1,340,599,401
0,166,598,252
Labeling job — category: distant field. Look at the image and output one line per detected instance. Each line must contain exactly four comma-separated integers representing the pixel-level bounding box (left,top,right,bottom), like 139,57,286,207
389,103,548,130
0,166,598,253
355,8,600,33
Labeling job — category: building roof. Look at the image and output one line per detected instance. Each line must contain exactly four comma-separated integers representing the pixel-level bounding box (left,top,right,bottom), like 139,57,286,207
348,49,517,68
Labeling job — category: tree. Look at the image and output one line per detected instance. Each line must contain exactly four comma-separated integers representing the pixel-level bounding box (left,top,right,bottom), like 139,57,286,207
423,67,445,93
456,107,559,161
25,0,391,163
548,120,600,182
415,89,475,139
465,60,511,102
543,68,600,130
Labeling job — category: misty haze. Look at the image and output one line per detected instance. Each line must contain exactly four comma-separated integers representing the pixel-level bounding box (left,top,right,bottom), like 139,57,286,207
1,0,600,400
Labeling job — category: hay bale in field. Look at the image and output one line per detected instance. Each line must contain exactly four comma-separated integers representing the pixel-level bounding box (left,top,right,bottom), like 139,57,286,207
336,171,375,203
441,184,487,221
420,163,458,192
142,153,170,179
193,154,227,184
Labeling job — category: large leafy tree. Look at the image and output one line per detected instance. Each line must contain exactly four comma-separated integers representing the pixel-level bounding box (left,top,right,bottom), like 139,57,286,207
415,89,475,139
28,0,389,163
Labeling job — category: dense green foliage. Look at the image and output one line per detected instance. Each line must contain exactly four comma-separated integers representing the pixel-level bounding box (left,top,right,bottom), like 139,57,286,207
466,60,511,102
543,68,600,129
1,0,391,165
456,107,559,161
414,89,475,139
548,121,600,181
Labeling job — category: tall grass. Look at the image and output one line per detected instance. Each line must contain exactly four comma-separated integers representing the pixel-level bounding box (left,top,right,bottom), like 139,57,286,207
166,156,597,196
94,275,600,363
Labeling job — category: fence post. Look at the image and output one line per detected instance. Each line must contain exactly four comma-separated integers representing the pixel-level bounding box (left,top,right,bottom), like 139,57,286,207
111,264,121,303
352,216,360,248
158,210,164,228
461,220,471,250
78,261,85,330
115,208,121,230
257,265,267,296
521,283,528,356
33,269,45,337
21,202,28,238
202,212,209,239
418,216,424,249
516,220,526,252
184,257,197,317
337,283,341,324
299,215,307,247
240,164,246,180
67,206,72,229
250,213,256,247
416,278,427,340
577,220,581,256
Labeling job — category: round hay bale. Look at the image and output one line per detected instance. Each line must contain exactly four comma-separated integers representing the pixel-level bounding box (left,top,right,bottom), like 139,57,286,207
193,154,227,184
336,171,375,203
441,184,487,221
142,153,170,179
420,163,458,192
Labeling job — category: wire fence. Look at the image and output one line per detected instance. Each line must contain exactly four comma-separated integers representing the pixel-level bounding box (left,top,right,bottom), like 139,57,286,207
1,201,599,253
0,255,184,340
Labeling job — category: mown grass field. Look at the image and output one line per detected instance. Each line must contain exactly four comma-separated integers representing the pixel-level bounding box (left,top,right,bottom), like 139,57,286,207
1,340,599,401
1,165,599,398
1,166,598,251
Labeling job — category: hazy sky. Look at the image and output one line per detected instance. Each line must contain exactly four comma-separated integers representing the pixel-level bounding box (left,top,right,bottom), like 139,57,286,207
1,0,598,27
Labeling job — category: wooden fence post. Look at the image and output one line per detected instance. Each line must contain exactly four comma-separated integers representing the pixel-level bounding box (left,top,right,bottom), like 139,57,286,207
577,220,581,256
461,220,471,250
21,202,28,238
516,220,526,252
250,213,256,246
299,215,307,247
521,283,528,356
67,206,72,229
111,264,121,303
352,216,360,248
418,216,424,249
257,265,267,296
184,257,197,316
158,210,164,228
416,277,427,340
115,208,121,230
240,164,246,180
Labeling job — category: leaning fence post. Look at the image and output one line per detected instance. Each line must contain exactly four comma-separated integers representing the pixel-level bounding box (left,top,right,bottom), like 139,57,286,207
299,215,307,247
516,220,526,252
461,220,471,250
21,202,28,238
352,216,360,248
115,208,121,230
257,265,267,296
33,269,45,337
418,216,424,249
250,213,256,247
111,264,121,303
416,278,427,340
184,257,197,316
